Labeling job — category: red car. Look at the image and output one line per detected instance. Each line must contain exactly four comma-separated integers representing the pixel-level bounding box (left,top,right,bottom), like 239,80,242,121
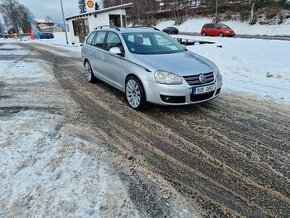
201,23,235,37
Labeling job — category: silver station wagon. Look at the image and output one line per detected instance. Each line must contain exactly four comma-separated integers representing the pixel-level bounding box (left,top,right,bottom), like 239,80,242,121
81,26,223,110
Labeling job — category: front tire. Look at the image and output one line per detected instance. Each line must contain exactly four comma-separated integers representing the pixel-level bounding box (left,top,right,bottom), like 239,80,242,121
219,32,224,37
125,76,146,110
84,61,97,83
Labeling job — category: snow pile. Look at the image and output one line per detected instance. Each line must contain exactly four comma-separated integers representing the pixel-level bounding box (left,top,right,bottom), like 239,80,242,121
35,32,82,51
156,18,290,36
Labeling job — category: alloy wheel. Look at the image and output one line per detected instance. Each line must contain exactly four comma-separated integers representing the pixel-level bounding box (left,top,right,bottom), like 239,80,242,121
126,79,141,108
84,62,92,82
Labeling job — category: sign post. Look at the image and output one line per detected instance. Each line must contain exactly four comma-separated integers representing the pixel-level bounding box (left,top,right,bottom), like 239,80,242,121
86,0,95,12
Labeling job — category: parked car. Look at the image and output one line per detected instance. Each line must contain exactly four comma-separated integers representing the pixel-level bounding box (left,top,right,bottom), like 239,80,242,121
0,34,8,39
40,32,54,39
162,27,179,34
201,23,235,37
81,26,222,110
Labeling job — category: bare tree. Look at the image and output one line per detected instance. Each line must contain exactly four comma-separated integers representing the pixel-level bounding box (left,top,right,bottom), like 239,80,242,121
45,16,53,23
0,18,4,33
0,0,33,33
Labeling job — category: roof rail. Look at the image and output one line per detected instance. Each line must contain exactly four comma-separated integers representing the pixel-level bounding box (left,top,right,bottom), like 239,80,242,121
129,26,160,31
95,25,120,31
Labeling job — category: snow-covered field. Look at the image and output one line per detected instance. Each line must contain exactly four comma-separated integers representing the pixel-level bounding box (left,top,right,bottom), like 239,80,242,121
156,18,290,36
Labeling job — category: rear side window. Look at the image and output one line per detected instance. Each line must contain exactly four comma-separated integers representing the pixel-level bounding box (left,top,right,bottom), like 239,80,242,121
208,24,215,28
92,31,107,49
86,32,96,45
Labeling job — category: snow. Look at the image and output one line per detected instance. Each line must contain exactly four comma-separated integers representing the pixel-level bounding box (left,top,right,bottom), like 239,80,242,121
181,35,290,104
156,18,290,36
34,32,82,52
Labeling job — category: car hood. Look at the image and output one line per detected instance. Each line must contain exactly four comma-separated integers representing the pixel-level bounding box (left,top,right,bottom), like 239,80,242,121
131,51,213,76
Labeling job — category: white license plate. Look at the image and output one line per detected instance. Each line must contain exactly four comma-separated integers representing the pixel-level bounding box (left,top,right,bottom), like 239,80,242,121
193,84,215,94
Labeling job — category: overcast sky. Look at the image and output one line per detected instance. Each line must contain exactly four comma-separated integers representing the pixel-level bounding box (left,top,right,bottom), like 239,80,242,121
18,0,103,24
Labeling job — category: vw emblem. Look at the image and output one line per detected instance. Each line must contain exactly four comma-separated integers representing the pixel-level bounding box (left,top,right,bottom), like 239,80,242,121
199,74,206,83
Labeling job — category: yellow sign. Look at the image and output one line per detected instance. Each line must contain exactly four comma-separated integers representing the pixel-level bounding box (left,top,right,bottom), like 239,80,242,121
87,0,94,8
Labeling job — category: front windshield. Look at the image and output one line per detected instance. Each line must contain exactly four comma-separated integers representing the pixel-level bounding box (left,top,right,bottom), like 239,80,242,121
122,31,186,55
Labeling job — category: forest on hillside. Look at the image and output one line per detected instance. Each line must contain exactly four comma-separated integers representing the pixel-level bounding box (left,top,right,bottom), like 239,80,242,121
103,0,290,25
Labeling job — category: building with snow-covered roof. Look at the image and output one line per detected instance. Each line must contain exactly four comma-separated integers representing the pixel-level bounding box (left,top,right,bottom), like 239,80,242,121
34,19,54,27
66,3,133,43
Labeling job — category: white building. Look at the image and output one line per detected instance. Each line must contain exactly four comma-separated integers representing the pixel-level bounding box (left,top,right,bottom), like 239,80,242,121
66,3,133,43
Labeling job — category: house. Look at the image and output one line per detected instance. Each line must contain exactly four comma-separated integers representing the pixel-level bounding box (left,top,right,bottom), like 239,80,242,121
66,3,133,43
53,25,63,33
35,18,55,33
35,19,54,27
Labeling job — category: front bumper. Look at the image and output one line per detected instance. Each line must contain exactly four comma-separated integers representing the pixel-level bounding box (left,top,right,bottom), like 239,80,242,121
143,76,223,106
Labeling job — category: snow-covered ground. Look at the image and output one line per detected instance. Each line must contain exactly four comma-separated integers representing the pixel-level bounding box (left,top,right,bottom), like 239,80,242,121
0,44,139,216
156,18,290,36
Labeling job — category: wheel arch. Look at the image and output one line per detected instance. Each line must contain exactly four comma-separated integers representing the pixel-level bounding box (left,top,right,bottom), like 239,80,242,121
83,58,89,65
125,74,147,101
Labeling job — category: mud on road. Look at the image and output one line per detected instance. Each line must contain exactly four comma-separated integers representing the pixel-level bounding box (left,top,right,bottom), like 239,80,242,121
18,43,290,217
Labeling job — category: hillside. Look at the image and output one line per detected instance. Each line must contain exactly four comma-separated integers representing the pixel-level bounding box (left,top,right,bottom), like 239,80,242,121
156,17,290,35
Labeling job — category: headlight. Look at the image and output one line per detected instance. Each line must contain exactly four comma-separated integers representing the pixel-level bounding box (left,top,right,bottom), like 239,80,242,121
154,71,183,85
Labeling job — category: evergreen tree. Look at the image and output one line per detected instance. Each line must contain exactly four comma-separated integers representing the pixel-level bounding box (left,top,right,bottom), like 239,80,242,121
95,1,99,10
79,0,86,13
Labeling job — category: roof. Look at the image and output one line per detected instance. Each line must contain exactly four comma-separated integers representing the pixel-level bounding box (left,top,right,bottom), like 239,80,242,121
35,19,54,23
66,3,133,21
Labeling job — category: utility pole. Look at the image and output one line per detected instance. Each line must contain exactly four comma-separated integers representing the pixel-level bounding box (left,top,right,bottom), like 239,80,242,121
120,0,123,27
60,0,69,44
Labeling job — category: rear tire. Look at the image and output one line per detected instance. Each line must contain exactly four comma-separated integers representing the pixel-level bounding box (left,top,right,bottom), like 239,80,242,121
202,32,206,36
219,32,224,37
84,61,97,83
125,76,147,110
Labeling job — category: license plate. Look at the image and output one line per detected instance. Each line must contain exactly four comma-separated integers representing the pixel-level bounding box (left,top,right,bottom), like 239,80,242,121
193,84,215,94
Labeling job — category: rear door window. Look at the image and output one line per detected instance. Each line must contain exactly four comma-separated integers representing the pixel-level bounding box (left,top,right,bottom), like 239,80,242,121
92,31,107,49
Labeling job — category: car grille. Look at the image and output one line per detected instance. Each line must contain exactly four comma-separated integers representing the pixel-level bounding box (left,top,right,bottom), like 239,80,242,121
190,91,214,102
183,72,214,86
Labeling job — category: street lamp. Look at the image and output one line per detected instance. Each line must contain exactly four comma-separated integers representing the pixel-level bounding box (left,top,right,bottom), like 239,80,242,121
60,0,69,44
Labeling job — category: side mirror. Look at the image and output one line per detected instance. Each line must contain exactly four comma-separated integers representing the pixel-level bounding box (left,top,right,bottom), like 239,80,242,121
109,47,122,56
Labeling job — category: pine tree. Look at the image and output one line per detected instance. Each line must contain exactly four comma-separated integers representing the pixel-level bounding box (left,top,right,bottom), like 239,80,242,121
95,1,99,10
79,0,86,13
